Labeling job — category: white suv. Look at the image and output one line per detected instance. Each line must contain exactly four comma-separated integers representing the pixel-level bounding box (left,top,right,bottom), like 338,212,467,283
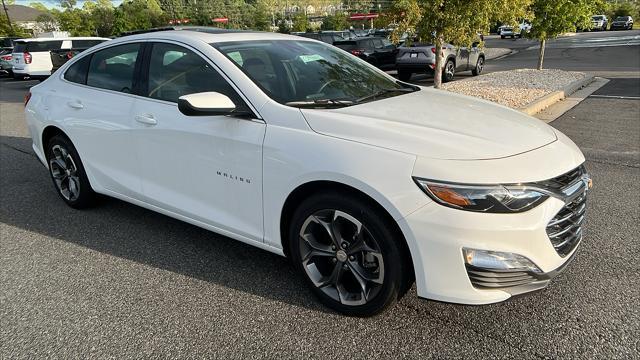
25,28,590,316
12,37,109,80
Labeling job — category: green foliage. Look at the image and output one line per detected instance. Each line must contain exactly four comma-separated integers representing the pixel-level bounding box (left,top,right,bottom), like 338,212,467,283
35,13,58,32
527,0,597,40
291,12,309,32
0,13,29,37
321,13,349,31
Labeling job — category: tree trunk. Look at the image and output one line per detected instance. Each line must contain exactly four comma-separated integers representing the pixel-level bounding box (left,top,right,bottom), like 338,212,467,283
537,39,546,70
2,0,14,34
433,37,444,89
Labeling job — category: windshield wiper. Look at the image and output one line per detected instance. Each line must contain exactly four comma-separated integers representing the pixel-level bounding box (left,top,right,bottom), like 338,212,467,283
355,87,416,104
285,99,355,109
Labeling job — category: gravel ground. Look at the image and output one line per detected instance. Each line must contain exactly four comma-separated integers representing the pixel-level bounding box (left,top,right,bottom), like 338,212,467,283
441,69,587,108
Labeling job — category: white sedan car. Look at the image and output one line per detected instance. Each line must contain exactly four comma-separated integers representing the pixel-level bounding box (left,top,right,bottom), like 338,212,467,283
25,28,590,316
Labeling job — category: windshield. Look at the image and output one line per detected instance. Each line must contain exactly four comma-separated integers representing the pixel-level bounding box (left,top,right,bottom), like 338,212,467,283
592,16,604,20
213,40,417,108
615,16,629,21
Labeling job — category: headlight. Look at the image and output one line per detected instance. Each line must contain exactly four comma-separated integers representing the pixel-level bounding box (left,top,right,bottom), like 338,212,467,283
413,178,549,213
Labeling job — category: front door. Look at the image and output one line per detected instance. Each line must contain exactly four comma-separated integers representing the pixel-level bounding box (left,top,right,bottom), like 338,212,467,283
132,42,266,242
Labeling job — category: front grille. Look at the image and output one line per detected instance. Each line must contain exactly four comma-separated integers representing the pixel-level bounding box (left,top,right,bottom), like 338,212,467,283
466,265,537,289
544,166,589,257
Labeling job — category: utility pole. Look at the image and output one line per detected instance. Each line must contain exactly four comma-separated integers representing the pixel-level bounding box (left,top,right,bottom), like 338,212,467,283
2,0,15,34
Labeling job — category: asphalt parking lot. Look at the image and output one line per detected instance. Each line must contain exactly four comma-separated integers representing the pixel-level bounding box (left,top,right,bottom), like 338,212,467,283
1,35,639,358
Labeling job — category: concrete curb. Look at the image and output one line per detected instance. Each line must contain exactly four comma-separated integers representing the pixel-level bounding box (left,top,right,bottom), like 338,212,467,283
518,74,595,115
484,48,513,60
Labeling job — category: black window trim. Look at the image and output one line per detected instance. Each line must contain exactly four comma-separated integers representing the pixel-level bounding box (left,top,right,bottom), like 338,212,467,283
58,39,261,121
136,39,259,119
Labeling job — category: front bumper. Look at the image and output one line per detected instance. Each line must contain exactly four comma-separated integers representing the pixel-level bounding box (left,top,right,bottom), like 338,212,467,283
399,136,589,305
398,192,581,304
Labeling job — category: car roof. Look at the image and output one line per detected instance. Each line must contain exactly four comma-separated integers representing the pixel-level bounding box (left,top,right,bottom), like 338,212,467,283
111,28,309,45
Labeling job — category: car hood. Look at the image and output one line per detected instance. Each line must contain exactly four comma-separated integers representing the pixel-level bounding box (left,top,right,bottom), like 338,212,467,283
300,88,557,160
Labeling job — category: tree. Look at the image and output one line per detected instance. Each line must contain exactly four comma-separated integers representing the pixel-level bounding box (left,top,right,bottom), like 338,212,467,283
414,0,531,88
527,0,597,70
29,2,49,12
321,13,349,31
35,13,58,32
291,12,308,32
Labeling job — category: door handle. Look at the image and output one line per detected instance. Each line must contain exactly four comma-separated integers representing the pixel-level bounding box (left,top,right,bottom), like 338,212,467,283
135,114,157,125
67,101,83,109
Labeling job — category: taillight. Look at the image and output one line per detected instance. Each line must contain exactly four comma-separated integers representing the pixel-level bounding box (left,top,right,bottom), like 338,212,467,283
350,49,365,56
23,52,32,64
24,92,32,107
430,47,436,54
66,51,74,59
0,54,11,61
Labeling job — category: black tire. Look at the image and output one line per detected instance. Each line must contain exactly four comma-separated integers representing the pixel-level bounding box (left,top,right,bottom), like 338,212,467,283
472,56,484,76
288,192,412,317
500,35,505,39
398,70,412,82
46,134,96,209
442,59,455,83
12,73,25,80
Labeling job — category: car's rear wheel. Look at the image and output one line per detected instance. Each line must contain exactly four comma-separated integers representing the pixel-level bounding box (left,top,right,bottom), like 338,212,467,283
398,70,412,81
442,59,455,82
46,134,96,209
472,56,484,76
289,192,410,316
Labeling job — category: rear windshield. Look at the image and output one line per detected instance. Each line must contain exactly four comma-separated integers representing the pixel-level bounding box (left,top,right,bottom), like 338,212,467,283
13,41,63,52
71,39,106,49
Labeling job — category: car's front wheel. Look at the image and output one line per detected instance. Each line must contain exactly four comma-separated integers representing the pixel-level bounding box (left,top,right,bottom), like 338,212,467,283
289,192,411,316
46,134,96,209
472,56,484,76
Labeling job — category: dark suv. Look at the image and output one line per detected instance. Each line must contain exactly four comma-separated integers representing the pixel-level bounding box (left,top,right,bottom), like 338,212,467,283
333,37,398,70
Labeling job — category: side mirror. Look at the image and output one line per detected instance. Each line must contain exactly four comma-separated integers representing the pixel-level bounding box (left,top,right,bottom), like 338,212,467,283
178,92,237,116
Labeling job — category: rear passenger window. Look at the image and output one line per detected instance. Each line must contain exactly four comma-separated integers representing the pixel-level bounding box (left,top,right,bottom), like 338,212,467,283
64,55,91,84
146,42,241,104
24,41,63,52
86,43,140,93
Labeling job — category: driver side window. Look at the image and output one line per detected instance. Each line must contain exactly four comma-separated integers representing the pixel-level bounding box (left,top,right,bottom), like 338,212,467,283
146,42,240,104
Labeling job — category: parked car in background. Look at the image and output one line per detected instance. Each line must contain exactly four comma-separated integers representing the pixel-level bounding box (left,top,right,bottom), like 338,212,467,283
0,49,14,76
590,15,608,31
334,37,397,70
293,31,347,44
610,16,633,30
499,20,531,38
12,37,109,80
50,39,110,74
0,37,19,76
396,42,485,82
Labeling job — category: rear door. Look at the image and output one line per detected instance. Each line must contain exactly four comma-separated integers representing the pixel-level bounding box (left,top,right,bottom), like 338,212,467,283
46,42,144,197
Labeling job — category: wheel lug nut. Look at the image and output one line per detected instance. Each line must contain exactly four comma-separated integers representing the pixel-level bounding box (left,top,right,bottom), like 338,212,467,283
341,242,347,249
331,245,336,250
349,256,355,261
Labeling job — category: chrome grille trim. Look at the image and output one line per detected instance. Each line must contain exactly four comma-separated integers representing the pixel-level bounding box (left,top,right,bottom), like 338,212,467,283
543,165,590,257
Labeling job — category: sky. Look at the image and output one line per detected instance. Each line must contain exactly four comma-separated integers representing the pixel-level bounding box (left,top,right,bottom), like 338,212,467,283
12,0,123,9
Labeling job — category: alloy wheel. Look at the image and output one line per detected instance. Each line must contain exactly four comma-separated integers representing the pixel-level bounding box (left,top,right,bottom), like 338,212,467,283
476,58,484,74
298,209,384,306
49,144,81,201
445,61,455,81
